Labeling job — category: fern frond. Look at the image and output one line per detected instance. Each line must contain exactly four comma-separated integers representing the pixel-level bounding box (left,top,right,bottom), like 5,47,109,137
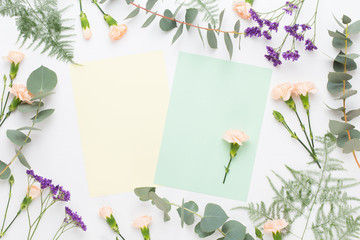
181,0,219,27
0,0,75,63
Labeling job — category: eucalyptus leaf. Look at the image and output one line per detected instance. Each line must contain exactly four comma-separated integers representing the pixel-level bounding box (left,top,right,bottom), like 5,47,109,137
159,10,177,31
17,102,44,113
195,222,214,238
337,130,360,148
342,15,352,24
222,220,246,240
328,72,352,83
200,203,229,232
327,81,352,94
337,90,357,100
342,109,360,121
244,234,255,240
224,33,233,59
15,150,31,169
134,187,156,201
332,37,353,49
329,120,355,135
234,20,240,38
146,0,158,10
339,53,360,59
176,200,199,226
173,3,184,17
142,13,157,28
185,8,198,30
218,9,225,31
124,7,140,20
6,130,31,146
149,192,171,213
328,30,348,40
31,109,55,123
343,139,360,153
325,103,344,112
172,23,184,44
334,51,357,72
163,212,171,222
207,25,217,49
0,160,10,180
27,66,57,95
198,27,205,46
125,0,134,4
333,14,345,29
17,126,41,131
348,20,360,34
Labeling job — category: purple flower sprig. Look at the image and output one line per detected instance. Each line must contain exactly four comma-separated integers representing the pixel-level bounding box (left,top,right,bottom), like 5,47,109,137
52,207,87,240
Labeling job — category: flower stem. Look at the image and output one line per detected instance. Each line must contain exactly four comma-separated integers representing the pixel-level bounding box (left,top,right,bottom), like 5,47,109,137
294,109,313,150
92,0,106,15
306,110,315,148
79,0,83,12
1,183,13,233
223,156,233,184
2,210,21,236
116,231,126,240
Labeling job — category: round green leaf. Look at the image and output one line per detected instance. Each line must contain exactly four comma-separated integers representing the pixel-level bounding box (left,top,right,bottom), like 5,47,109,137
200,203,229,232
195,222,215,238
327,81,352,94
343,139,360,153
244,233,255,240
342,109,360,121
159,10,177,31
17,102,44,113
337,90,357,100
332,37,353,49
149,192,171,213
134,187,156,201
27,66,57,95
222,220,246,240
334,51,357,72
337,129,360,147
328,72,352,83
329,120,354,135
31,109,55,123
348,20,360,34
176,200,199,226
0,160,11,180
6,130,31,146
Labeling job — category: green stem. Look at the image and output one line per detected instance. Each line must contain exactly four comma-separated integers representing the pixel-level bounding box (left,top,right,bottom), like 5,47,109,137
0,76,7,118
223,156,233,184
1,183,12,233
306,110,315,148
300,135,329,240
0,112,10,128
170,202,226,236
92,0,106,15
294,110,313,151
79,0,83,12
2,210,21,236
116,231,126,240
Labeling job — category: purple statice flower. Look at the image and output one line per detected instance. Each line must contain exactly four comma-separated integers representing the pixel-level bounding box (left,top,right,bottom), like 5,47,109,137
284,24,304,41
283,1,298,15
300,24,311,32
283,8,293,15
265,46,282,67
249,9,264,27
305,39,318,51
27,170,52,189
282,50,300,61
53,186,71,202
245,27,262,38
264,20,279,32
65,207,87,231
263,31,272,40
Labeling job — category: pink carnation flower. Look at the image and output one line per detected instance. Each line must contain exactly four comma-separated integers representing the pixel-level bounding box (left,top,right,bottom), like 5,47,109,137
99,206,113,219
109,24,128,41
223,129,249,145
233,0,252,20
271,83,294,101
292,81,317,96
27,185,41,199
9,84,33,104
263,219,288,233
132,215,152,229
3,51,25,65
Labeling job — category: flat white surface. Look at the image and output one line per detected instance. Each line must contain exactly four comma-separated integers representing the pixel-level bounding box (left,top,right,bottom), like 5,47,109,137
0,0,360,239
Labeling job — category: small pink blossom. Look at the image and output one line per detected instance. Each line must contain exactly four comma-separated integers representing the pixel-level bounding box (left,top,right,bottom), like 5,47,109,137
223,130,249,145
132,215,152,229
263,219,288,233
9,84,33,104
82,28,92,40
292,81,317,96
233,0,252,20
99,206,113,219
3,51,25,65
27,185,41,199
109,24,128,41
271,83,294,101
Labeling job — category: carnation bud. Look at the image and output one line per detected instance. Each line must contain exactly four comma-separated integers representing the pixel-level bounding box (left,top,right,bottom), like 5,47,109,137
9,175,14,186
273,111,284,123
9,97,21,112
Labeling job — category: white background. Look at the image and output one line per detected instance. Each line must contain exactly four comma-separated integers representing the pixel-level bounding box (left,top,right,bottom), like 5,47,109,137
1,0,360,239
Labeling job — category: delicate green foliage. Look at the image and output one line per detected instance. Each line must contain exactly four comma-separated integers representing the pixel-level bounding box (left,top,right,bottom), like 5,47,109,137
224,33,233,59
6,130,31,146
327,18,360,157
159,9,177,31
218,9,225,31
0,0,74,63
124,7,140,20
134,187,253,239
181,0,219,27
15,149,31,169
185,8,198,30
240,134,360,240
0,160,11,179
27,66,57,95
142,12,157,28
146,0,158,10
207,24,217,48
172,23,184,44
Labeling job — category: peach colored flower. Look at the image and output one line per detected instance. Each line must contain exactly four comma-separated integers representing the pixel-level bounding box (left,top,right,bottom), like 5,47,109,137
271,83,294,101
9,84,33,104
83,28,92,40
27,185,41,199
3,51,25,64
263,219,288,233
233,0,252,20
109,24,128,41
292,82,317,96
99,206,113,219
223,130,249,145
132,215,152,229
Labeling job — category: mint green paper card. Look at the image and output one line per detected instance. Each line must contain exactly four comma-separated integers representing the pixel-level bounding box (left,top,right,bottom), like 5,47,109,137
155,52,272,201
